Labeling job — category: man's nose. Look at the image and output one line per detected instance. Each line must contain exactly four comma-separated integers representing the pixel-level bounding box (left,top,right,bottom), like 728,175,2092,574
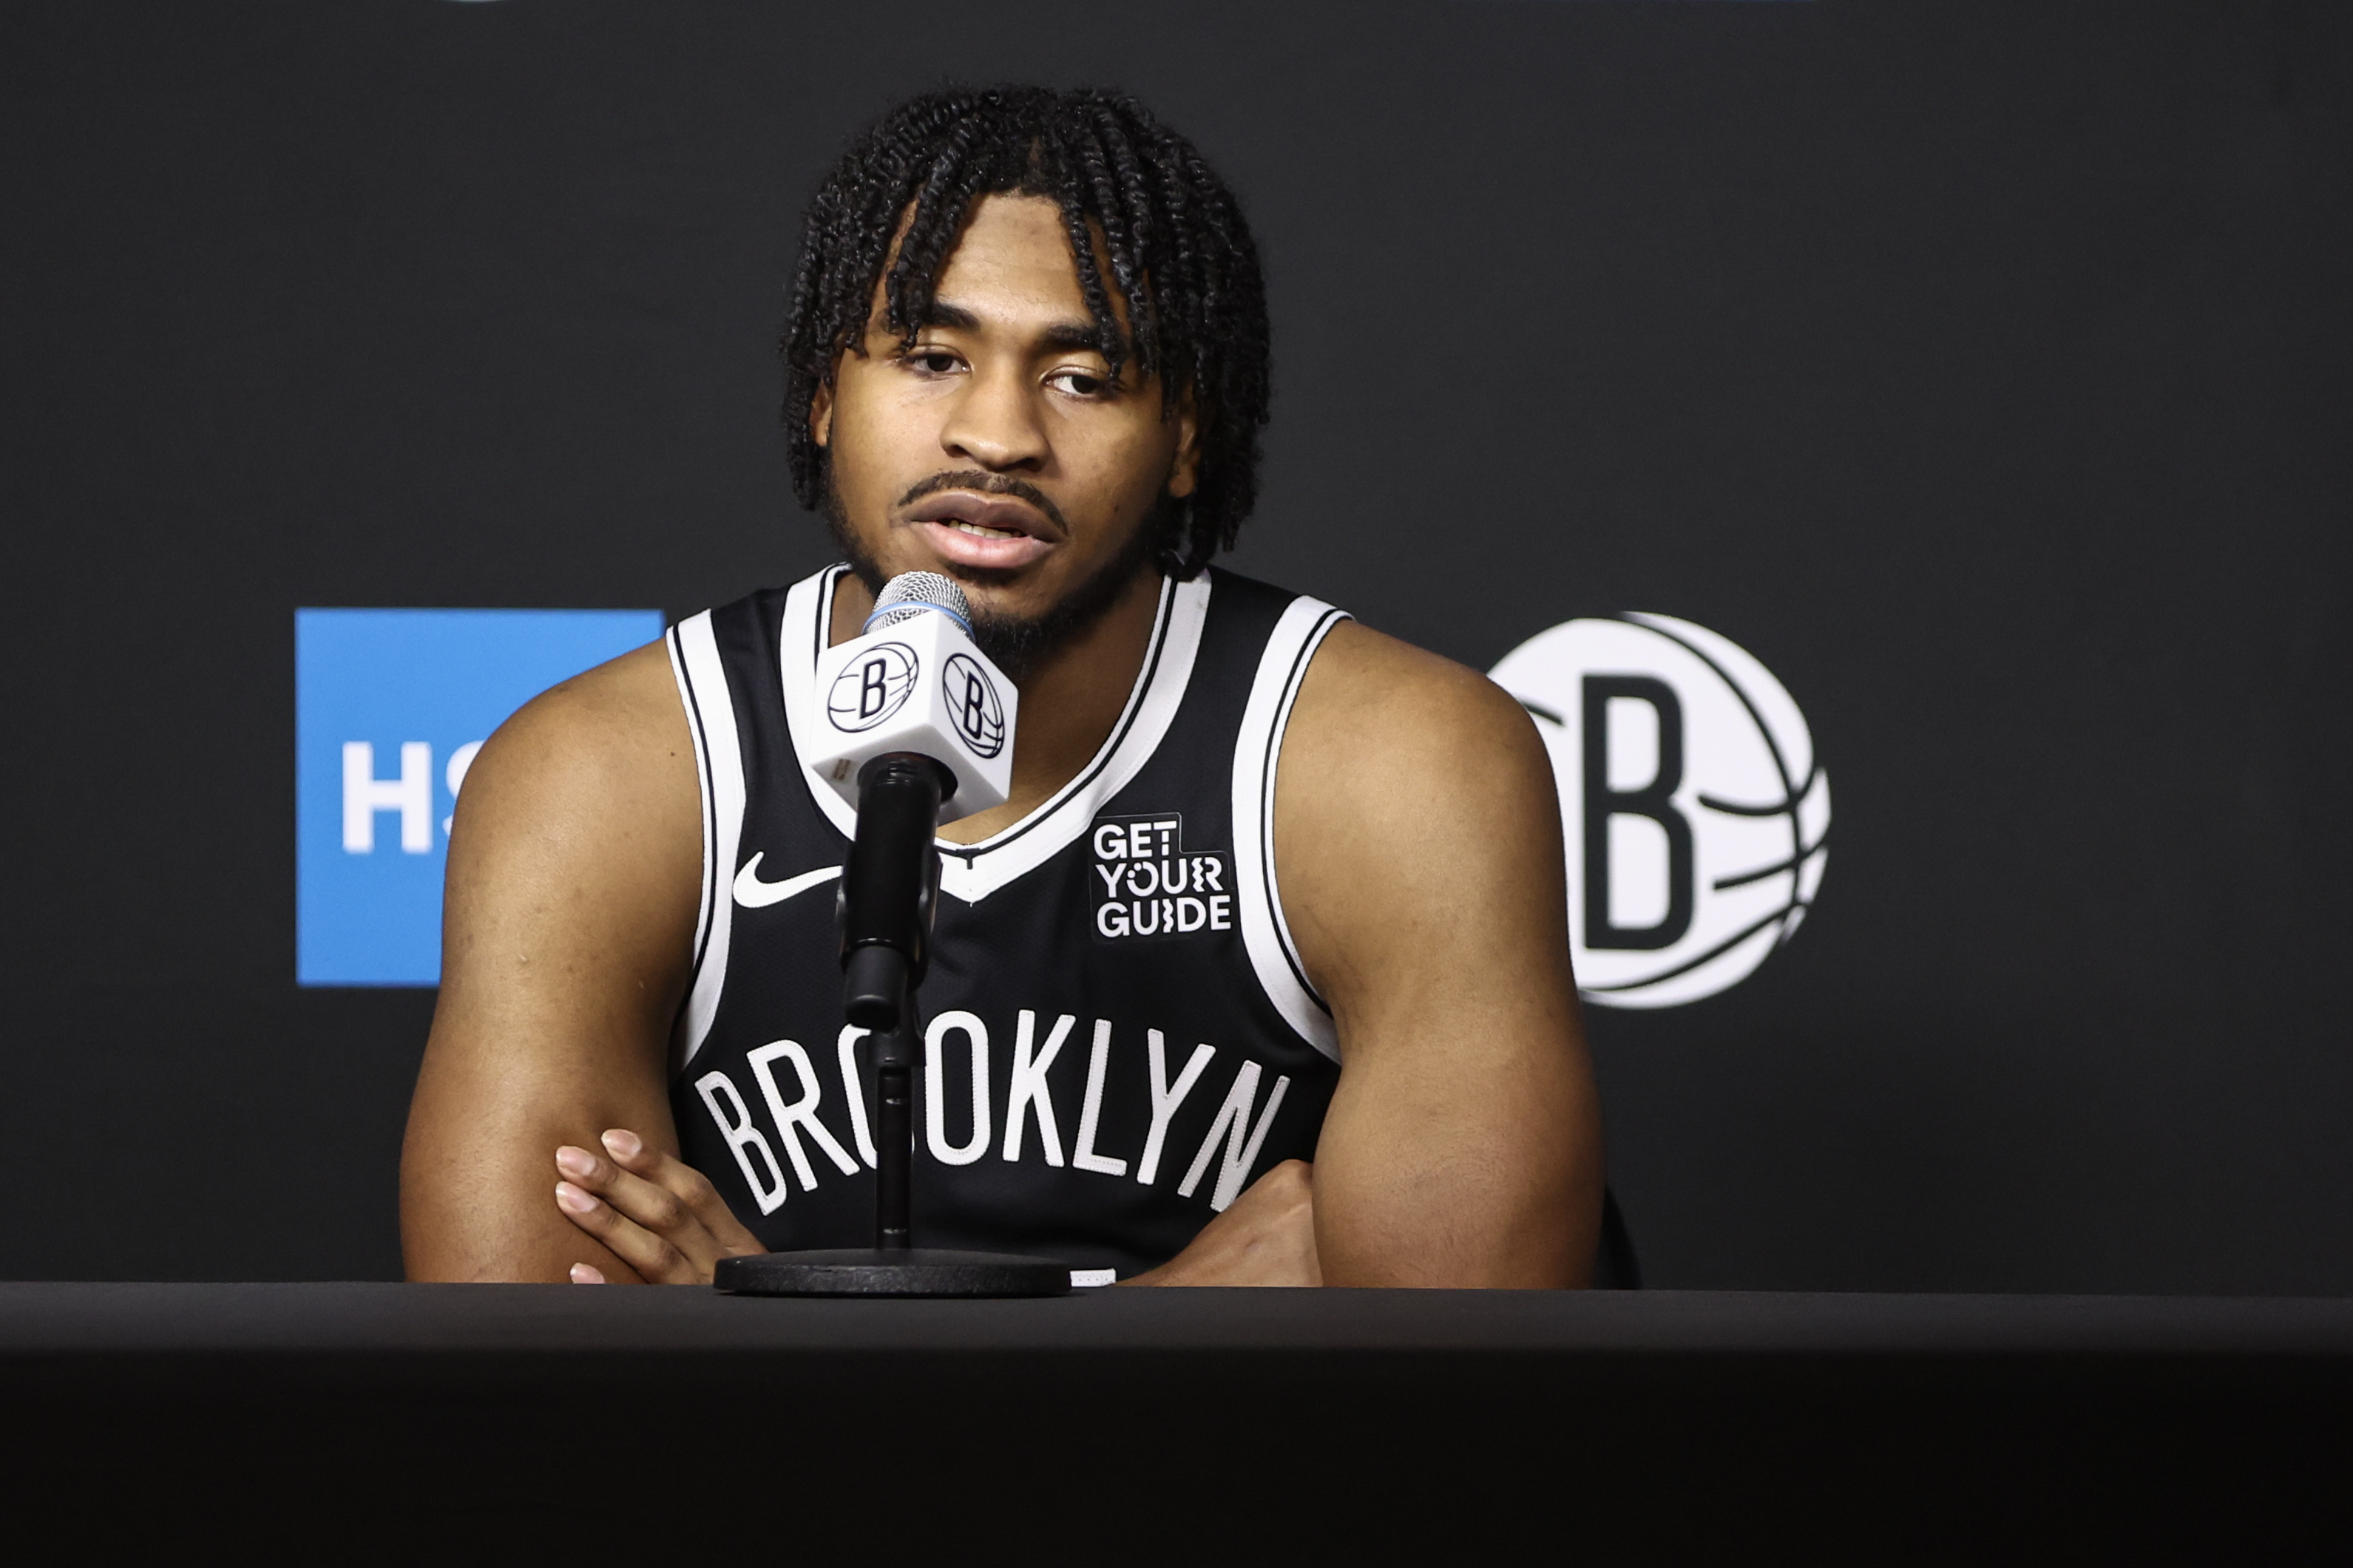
939,364,1049,472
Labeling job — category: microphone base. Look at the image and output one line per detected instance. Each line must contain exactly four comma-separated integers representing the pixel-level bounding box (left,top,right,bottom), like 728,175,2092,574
714,1249,1071,1298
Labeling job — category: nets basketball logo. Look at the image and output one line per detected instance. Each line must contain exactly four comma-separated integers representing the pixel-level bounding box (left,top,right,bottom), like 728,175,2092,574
1490,614,1829,1009
942,652,1006,759
826,642,918,733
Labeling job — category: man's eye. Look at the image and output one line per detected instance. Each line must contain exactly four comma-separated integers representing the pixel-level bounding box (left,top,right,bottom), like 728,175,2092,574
1052,370,1108,397
910,351,960,374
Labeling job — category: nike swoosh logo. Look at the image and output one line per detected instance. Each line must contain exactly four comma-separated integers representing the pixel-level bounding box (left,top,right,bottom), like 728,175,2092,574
731,853,842,909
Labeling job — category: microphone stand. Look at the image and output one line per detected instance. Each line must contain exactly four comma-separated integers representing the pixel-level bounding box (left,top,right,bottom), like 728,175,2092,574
715,754,1070,1297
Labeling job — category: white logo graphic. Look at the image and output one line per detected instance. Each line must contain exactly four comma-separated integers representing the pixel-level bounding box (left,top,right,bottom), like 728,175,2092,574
941,652,1007,758
825,642,918,733
1089,815,1233,941
1490,613,1829,1009
731,854,842,910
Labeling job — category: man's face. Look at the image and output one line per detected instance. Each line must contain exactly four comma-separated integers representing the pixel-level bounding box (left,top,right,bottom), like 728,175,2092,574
810,194,1198,631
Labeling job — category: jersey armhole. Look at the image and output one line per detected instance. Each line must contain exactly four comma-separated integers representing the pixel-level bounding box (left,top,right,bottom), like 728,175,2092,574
666,612,745,1072
1231,598,1350,1064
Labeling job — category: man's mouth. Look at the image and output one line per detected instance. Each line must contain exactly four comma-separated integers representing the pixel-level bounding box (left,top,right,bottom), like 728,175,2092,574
901,484,1064,571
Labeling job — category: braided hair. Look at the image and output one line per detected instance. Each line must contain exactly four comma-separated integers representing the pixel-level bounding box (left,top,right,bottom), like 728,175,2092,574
782,86,1271,580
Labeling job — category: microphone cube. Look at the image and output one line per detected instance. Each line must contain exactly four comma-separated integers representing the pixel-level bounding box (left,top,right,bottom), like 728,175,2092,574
808,611,1018,824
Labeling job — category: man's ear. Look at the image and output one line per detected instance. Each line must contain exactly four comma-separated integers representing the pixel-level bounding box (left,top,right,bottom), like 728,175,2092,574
1166,387,1202,500
808,379,835,449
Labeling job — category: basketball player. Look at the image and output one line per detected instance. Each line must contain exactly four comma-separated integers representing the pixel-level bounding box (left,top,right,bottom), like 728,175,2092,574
400,88,1603,1287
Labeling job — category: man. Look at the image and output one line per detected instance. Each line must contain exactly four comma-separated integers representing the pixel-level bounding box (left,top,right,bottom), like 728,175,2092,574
401,86,1602,1287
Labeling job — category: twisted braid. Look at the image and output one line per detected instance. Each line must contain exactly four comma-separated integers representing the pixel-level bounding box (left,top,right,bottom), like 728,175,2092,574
781,86,1270,579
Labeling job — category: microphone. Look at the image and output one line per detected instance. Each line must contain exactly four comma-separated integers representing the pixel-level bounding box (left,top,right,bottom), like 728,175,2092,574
816,572,1019,1029
711,571,1067,1297
809,570,1018,824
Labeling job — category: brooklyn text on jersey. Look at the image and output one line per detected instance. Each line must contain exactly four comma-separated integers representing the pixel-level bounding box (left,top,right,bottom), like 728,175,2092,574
663,564,1351,1278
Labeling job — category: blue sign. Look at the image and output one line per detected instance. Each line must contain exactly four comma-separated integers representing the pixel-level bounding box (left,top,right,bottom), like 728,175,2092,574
296,608,666,985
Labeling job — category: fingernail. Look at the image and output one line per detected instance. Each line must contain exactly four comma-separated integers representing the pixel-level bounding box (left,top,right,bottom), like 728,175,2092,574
569,1264,607,1285
600,1129,643,1159
555,1181,599,1214
555,1146,595,1177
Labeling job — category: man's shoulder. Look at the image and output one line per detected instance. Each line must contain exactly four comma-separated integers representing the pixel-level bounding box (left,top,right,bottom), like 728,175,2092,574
1295,616,1537,761
561,566,822,741
457,637,692,836
1267,603,1567,999
504,637,680,747
1275,604,1557,872
439,633,702,989
1196,564,1537,774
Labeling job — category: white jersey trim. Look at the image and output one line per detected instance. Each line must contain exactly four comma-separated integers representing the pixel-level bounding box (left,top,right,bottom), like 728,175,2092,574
667,631,714,971
776,564,1211,906
1232,597,1350,1063
777,567,856,839
669,611,746,1070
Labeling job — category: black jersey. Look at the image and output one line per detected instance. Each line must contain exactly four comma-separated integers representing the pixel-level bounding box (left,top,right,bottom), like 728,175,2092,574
664,564,1350,1279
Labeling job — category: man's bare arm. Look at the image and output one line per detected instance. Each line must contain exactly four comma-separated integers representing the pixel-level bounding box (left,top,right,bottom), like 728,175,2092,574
398,641,705,1283
1277,622,1602,1287
407,617,1584,1288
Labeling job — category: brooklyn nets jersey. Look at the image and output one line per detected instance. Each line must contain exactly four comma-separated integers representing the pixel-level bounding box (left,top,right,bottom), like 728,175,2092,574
665,564,1350,1278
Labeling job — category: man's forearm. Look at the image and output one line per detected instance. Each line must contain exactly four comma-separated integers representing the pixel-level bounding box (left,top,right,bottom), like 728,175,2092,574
1308,1058,1600,1288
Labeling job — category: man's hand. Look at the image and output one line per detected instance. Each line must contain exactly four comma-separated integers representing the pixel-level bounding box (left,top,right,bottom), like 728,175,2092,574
562,1143,1314,1286
1123,1160,1321,1287
553,1129,767,1284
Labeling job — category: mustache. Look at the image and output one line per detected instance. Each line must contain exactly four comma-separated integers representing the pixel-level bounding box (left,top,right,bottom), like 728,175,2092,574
894,470,1070,536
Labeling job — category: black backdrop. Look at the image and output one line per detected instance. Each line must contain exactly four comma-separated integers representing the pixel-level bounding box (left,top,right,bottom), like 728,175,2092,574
4,1,2347,1291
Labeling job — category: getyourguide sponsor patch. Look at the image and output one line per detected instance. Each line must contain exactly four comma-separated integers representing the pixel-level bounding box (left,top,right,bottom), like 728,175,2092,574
1090,813,1234,942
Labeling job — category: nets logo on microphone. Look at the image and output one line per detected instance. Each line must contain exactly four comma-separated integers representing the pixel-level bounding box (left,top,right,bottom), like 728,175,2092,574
1491,614,1829,1009
942,652,1006,758
808,593,1019,820
826,642,919,733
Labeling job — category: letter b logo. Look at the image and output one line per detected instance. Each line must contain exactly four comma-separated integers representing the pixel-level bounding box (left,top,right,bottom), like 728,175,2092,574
825,642,918,733
1581,676,1693,951
1491,614,1830,1009
942,653,1006,758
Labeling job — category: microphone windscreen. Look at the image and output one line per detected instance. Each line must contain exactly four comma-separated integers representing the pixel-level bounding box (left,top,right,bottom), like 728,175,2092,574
867,571,973,634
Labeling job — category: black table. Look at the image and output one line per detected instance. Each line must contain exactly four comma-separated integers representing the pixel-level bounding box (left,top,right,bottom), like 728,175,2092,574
4,1283,2346,1554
